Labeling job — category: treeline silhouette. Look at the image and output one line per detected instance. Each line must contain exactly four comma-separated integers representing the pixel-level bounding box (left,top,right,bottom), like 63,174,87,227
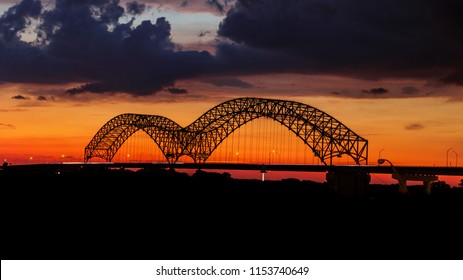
1,166,462,260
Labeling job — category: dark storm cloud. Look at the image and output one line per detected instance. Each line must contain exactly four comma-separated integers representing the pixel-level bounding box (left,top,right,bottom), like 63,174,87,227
166,87,189,94
405,123,425,130
11,95,28,99
1,0,463,97
126,1,146,15
1,0,216,95
217,0,463,85
203,77,253,88
0,0,41,41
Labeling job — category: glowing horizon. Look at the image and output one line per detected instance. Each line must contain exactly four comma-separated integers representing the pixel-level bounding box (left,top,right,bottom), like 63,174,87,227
2,94,462,186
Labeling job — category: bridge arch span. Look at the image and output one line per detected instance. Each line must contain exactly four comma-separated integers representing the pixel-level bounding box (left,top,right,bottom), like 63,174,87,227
84,98,368,165
184,98,368,164
84,114,183,162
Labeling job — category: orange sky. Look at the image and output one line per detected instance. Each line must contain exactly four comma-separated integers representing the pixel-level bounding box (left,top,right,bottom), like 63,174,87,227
1,75,462,186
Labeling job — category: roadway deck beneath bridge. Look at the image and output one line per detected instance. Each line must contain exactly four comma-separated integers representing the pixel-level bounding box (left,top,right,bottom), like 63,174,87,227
2,162,462,176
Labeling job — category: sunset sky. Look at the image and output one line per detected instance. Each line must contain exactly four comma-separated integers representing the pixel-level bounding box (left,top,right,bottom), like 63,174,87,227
1,0,462,184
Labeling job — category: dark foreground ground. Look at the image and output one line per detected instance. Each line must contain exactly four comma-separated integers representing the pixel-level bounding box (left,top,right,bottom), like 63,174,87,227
1,166,462,260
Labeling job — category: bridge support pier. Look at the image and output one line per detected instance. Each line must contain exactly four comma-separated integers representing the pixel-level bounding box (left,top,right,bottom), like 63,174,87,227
392,174,437,195
423,180,431,195
326,172,371,197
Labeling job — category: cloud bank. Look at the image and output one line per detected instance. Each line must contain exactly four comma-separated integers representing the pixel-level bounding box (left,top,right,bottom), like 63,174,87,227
0,0,462,97
217,0,463,84
1,0,216,95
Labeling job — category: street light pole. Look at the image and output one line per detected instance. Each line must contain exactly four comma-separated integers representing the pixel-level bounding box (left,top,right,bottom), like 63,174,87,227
269,150,275,165
446,148,453,167
379,148,385,160
378,158,408,194
453,150,458,167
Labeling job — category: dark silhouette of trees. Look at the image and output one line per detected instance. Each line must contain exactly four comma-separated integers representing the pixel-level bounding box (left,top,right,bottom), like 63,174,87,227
1,166,462,260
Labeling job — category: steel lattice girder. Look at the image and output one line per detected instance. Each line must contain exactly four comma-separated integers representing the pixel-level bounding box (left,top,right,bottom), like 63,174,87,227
84,98,368,165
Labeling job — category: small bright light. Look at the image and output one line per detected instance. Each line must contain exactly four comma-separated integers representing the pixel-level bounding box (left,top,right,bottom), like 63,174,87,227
235,152,239,156
272,150,275,153
61,154,65,158
29,156,33,160
127,154,130,157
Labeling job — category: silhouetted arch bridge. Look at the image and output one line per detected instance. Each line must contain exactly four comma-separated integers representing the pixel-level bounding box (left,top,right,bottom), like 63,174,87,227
2,97,460,194
84,97,369,165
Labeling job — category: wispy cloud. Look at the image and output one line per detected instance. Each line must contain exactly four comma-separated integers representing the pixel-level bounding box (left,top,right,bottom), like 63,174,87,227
0,108,27,112
361,88,389,95
203,77,254,88
11,95,29,100
405,123,425,130
142,0,232,14
198,30,211,37
402,86,421,95
166,87,189,94
0,123,16,129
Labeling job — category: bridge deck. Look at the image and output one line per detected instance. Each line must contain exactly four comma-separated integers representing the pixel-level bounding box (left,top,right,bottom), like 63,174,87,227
2,163,462,176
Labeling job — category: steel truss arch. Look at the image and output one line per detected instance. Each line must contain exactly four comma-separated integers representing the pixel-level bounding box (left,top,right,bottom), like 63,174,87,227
84,98,368,165
84,114,183,162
